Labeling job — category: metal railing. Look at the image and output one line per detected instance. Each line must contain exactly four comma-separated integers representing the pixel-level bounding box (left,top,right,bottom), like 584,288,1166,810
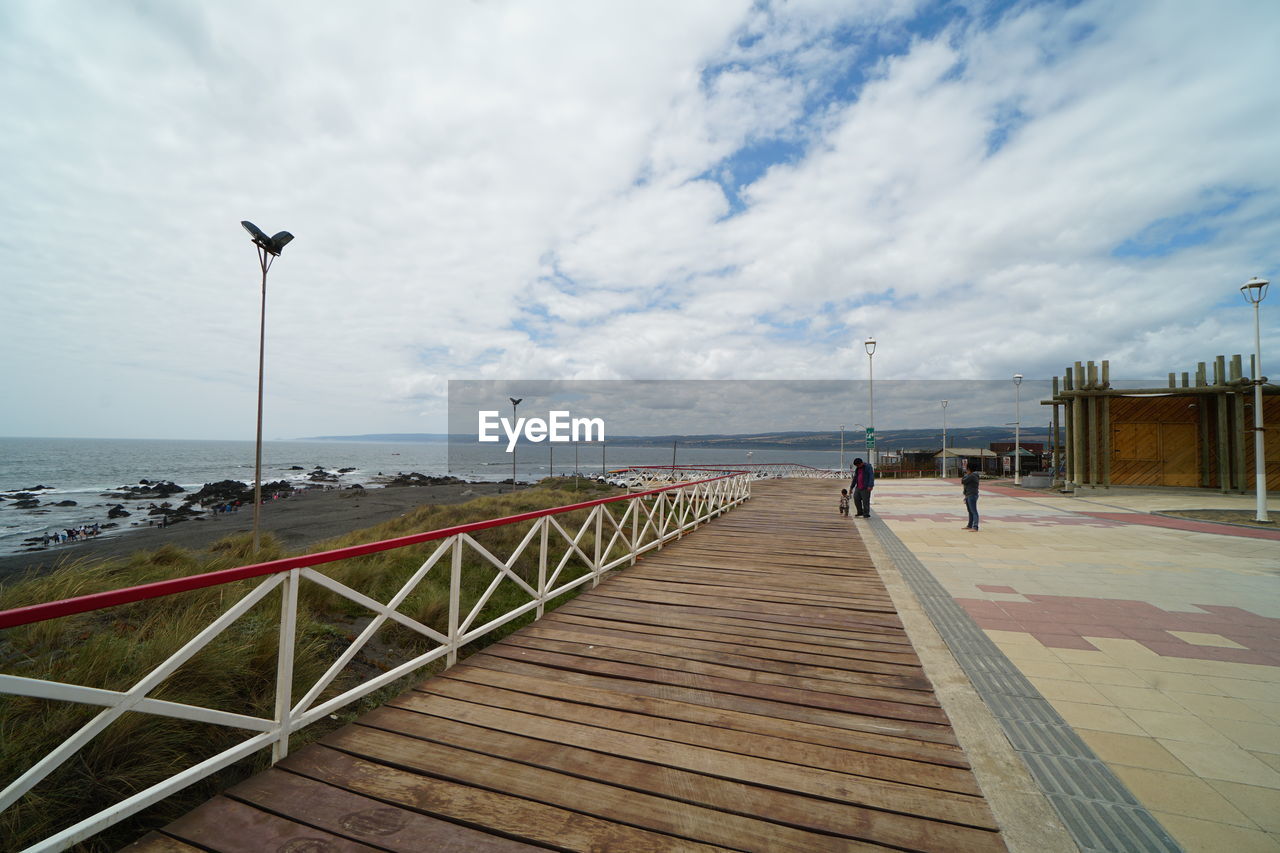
611,462,844,485
0,471,751,852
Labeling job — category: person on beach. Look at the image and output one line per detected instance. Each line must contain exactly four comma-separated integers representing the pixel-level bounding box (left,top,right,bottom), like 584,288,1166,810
839,488,850,517
850,457,875,518
961,463,980,531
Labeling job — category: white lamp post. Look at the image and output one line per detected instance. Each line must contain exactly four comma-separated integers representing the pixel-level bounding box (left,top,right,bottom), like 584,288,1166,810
509,397,521,490
941,400,949,477
1013,374,1023,486
1241,276,1270,522
840,424,845,472
865,337,876,467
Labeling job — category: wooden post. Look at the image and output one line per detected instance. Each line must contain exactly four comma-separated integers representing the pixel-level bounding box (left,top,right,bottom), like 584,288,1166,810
1101,393,1111,488
1198,396,1211,488
1215,356,1230,492
1052,375,1062,486
1232,355,1247,493
1072,363,1087,488
1087,395,1099,487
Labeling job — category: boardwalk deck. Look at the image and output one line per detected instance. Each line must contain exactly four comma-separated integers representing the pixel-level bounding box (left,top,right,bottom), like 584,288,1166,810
131,480,1007,852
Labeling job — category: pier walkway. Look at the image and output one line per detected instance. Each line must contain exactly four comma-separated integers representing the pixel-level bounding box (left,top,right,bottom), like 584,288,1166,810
132,480,1010,852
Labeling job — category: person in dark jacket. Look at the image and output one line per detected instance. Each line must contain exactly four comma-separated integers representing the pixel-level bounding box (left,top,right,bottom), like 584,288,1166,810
850,457,875,518
961,463,980,531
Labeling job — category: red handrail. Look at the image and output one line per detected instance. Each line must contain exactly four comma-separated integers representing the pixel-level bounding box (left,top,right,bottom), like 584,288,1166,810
0,473,741,630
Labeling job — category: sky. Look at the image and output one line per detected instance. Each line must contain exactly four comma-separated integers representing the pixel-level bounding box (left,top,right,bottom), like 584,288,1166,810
1,0,1277,441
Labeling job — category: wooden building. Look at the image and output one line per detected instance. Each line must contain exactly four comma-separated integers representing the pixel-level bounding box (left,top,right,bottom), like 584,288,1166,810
1043,357,1279,492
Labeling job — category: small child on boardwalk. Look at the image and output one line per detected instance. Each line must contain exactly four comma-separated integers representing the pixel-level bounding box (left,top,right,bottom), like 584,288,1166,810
839,488,850,517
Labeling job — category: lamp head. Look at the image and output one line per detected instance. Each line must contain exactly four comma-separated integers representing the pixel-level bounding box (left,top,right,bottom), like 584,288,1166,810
941,399,948,408
510,397,522,406
1241,276,1270,304
864,337,876,355
241,220,294,256
1013,373,1023,386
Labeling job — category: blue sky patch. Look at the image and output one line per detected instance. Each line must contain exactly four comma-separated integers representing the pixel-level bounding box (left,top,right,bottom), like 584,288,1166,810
1112,188,1256,259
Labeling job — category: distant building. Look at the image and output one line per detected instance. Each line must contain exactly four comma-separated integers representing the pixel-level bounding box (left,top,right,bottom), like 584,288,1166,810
1044,357,1278,491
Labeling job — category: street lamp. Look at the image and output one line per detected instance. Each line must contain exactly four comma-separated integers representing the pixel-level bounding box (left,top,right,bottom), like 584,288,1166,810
509,397,522,491
941,400,949,477
865,337,876,467
241,220,295,554
1241,276,1270,522
1013,374,1023,486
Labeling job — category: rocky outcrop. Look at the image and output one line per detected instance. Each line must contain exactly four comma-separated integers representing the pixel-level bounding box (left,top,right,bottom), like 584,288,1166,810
386,472,465,487
108,505,131,519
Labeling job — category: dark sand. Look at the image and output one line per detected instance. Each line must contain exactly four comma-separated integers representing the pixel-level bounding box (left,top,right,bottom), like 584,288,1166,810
0,483,513,583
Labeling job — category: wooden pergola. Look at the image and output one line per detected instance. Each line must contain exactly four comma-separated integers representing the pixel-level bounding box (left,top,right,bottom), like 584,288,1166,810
1043,357,1279,492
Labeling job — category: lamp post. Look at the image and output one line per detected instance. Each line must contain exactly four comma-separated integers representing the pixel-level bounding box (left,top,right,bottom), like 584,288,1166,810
1013,374,1023,485
509,397,522,490
240,220,294,554
865,337,876,467
941,400,949,478
839,424,845,472
1241,276,1270,522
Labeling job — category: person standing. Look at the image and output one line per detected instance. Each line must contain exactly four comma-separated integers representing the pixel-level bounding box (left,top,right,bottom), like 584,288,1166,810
850,457,875,518
961,463,980,531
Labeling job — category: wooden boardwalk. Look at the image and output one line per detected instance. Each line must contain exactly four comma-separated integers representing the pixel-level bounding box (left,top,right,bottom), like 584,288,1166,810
133,480,1006,852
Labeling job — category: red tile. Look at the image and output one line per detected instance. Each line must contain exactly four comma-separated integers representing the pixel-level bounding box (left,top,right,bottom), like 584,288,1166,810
1030,633,1099,651
977,584,1018,594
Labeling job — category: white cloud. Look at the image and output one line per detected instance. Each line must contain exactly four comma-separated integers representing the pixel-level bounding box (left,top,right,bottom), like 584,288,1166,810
1,0,1276,439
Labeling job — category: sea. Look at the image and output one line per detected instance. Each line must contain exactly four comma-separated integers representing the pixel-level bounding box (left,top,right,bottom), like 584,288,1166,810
0,437,844,556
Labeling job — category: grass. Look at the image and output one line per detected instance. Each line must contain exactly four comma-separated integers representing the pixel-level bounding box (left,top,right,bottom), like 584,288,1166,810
0,478,626,851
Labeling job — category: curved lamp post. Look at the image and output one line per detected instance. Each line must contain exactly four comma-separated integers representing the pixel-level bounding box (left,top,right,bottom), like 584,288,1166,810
865,337,876,467
1241,276,1270,522
1013,374,1023,485
509,397,522,491
241,220,294,554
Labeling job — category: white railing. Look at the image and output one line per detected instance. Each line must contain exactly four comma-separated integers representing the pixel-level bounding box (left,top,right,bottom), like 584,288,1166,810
0,472,751,852
611,462,844,486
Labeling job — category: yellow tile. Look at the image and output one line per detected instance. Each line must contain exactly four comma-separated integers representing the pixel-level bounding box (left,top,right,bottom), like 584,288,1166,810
1153,812,1280,853
1028,677,1110,704
1072,663,1149,687
984,629,1038,645
1111,766,1253,825
1245,700,1280,724
1127,709,1236,745
1159,739,1280,789
1206,718,1280,755
1078,730,1191,773
1012,658,1081,681
1048,699,1147,735
1167,691,1274,723
1095,684,1186,713
1210,678,1280,704
1168,630,1248,649
1051,647,1116,666
1254,752,1280,774
1206,780,1280,833
1136,669,1226,694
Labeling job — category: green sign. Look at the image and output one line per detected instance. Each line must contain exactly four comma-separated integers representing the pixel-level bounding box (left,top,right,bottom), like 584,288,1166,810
865,427,874,436
867,436,876,449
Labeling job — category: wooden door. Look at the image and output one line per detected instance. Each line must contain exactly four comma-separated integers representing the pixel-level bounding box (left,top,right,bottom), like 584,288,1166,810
1160,423,1198,487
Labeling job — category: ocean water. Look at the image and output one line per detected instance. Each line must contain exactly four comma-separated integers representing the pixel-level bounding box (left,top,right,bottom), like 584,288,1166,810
0,437,843,556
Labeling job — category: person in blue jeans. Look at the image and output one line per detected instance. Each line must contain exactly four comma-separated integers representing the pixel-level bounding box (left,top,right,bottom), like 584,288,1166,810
961,463,980,531
850,457,875,517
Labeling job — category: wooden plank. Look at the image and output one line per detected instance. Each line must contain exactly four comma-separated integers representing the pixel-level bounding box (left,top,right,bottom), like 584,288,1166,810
496,634,946,716
408,675,980,793
227,767,539,851
161,795,384,853
466,650,961,745
361,700,993,829
121,833,207,852
524,619,930,684
440,662,968,766
327,719,1002,852
283,744,735,853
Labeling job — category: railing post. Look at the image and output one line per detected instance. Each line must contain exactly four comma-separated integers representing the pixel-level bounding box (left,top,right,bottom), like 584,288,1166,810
657,494,665,550
447,536,462,668
630,497,639,565
537,517,548,619
592,505,603,587
272,567,300,763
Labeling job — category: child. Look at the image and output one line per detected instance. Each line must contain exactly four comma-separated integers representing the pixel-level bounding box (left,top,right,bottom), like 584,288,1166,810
839,488,850,517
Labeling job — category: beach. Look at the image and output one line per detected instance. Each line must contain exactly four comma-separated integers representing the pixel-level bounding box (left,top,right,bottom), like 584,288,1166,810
0,482,512,583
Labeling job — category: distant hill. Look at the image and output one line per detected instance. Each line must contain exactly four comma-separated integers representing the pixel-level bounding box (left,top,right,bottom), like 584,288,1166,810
298,428,1048,452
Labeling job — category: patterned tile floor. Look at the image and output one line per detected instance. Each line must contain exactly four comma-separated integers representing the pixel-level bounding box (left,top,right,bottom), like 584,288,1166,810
867,479,1280,853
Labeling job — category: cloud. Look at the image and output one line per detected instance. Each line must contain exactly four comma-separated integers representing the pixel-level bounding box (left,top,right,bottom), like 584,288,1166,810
1,0,1276,440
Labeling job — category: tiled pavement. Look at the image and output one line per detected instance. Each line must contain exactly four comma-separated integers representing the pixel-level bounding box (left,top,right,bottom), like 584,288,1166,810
862,479,1280,853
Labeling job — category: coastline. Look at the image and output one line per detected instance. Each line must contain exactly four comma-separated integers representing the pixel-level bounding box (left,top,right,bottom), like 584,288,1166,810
0,482,511,584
